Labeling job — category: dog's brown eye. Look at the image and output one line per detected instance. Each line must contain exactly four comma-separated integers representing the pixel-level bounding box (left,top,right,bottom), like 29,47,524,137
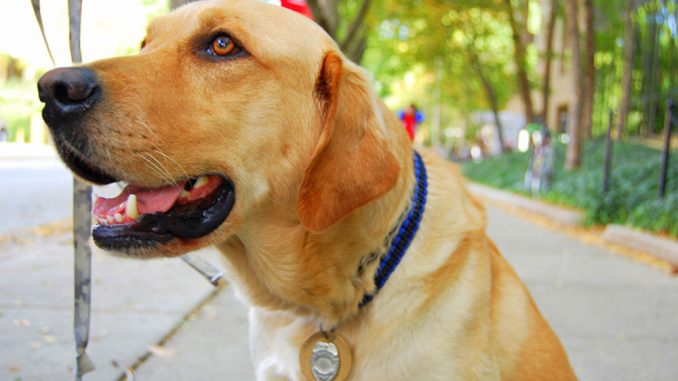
211,35,238,56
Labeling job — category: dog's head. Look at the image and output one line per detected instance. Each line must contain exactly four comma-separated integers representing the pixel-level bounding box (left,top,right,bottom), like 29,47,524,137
38,0,400,258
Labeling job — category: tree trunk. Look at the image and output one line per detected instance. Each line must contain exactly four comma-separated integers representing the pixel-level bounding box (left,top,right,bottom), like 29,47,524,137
617,0,635,140
581,0,595,139
343,24,369,63
646,4,661,136
468,46,507,152
6,57,19,80
307,0,371,63
641,4,659,137
564,0,583,170
670,0,676,88
339,0,371,50
541,0,558,128
170,0,198,10
306,0,339,37
504,0,535,123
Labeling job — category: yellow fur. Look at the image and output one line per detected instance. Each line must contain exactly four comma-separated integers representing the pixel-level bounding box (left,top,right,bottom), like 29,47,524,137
51,0,577,379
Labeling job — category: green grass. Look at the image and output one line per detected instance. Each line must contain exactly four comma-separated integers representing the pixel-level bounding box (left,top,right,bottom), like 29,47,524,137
0,80,42,142
463,138,678,237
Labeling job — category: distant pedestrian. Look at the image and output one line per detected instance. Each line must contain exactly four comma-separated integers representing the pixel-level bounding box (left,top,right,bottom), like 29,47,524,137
525,128,555,193
398,104,424,141
0,125,8,142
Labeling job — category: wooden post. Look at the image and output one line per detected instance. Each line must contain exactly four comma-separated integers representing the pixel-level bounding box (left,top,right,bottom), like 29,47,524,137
603,110,614,194
659,100,674,198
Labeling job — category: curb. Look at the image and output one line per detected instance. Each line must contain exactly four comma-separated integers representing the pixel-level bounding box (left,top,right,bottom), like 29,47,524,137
603,225,678,271
467,182,583,226
467,181,678,272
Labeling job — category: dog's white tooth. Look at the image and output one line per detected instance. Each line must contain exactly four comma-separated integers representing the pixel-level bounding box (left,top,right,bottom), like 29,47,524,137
180,189,190,198
114,213,123,223
193,176,209,189
107,216,114,224
126,194,139,219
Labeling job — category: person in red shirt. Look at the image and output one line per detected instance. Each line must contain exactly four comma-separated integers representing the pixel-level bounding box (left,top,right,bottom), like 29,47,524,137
280,0,314,19
398,104,424,141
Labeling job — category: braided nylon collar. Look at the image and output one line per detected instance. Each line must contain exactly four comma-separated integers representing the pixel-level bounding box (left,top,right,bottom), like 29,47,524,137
361,151,428,306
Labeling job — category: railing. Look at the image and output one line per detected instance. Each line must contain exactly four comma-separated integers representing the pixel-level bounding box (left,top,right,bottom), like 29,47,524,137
659,100,676,199
603,100,675,199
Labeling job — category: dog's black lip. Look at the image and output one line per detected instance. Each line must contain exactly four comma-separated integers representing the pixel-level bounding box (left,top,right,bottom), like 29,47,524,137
92,176,235,251
55,139,118,185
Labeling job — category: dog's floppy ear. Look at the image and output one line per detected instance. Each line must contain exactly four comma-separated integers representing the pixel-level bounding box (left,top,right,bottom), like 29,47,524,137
297,52,400,232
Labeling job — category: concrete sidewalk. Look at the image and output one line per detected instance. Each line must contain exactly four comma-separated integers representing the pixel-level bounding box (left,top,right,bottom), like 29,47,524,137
0,229,223,381
486,207,678,381
133,206,678,381
468,182,678,271
2,205,678,380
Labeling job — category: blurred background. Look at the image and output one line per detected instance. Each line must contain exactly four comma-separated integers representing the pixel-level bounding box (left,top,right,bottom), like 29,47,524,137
1,0,677,380
1,0,676,236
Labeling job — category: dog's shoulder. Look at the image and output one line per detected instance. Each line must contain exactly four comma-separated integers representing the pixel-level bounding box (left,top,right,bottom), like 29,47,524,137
418,149,487,236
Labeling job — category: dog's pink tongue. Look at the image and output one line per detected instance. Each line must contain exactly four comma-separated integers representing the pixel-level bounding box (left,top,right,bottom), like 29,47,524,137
94,182,185,218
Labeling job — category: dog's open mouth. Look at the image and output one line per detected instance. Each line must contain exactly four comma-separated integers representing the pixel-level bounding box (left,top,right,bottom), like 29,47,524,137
53,141,236,251
92,175,235,250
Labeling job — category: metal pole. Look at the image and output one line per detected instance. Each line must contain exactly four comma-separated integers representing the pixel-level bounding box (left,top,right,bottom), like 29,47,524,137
603,109,614,194
30,0,55,66
181,255,224,286
659,100,674,198
30,0,93,378
68,0,95,380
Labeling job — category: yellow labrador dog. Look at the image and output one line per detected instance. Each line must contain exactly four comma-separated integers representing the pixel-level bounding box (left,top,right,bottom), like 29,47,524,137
38,0,577,379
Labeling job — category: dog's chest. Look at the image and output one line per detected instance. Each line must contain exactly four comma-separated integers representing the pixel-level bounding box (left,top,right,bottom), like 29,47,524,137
249,307,315,380
247,304,485,381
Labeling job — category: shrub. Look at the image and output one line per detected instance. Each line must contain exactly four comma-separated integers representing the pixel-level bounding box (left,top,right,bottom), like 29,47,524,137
462,138,678,237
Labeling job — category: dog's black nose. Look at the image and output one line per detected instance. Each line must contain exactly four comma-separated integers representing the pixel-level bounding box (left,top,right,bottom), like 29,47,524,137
38,67,100,123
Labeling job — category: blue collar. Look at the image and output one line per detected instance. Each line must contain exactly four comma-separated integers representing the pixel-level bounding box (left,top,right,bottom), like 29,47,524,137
361,151,427,306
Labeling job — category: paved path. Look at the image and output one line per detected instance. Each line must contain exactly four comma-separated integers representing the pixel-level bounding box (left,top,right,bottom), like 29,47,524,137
2,205,677,380
135,206,678,381
0,144,73,234
486,207,678,381
0,234,221,381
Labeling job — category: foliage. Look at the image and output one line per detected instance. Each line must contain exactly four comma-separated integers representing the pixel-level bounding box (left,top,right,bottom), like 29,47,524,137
358,0,676,146
592,0,676,136
461,145,529,189
0,79,40,142
463,138,678,237
361,0,515,115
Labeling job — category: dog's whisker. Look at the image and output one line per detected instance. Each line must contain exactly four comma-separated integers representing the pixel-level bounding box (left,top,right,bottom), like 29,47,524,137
142,152,180,187
149,153,180,187
138,153,176,186
137,119,164,149
138,155,166,181
153,149,191,181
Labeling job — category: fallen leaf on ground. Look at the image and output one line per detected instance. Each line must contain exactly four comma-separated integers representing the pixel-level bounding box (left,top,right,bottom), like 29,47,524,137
148,344,176,358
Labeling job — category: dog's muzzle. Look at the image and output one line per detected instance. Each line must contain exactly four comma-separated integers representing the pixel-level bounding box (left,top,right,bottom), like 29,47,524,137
37,68,237,252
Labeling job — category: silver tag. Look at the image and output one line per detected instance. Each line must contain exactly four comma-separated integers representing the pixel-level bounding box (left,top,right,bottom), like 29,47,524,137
300,331,352,381
311,341,340,381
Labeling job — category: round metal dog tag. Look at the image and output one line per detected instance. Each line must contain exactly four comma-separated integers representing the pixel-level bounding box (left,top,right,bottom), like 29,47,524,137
300,331,352,381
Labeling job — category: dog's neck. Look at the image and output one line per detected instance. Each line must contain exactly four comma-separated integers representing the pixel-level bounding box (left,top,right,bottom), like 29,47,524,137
217,114,413,328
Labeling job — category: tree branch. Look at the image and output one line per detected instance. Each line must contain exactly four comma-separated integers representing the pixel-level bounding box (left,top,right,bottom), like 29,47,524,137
306,0,337,37
340,0,371,51
466,38,506,151
503,0,535,123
